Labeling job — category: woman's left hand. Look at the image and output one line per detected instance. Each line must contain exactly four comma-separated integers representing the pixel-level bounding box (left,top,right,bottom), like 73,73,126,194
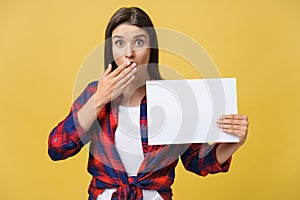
217,114,249,145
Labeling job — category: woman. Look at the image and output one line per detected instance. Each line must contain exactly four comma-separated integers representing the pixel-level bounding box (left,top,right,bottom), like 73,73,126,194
48,7,249,200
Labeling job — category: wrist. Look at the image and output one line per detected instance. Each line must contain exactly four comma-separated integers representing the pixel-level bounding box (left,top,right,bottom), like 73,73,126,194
92,94,105,114
216,142,242,165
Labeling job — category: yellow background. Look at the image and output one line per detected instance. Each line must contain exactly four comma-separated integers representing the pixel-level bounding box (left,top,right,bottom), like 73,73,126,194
1,0,300,199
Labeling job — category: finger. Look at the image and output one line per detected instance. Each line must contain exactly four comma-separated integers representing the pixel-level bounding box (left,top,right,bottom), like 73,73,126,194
216,119,249,126
221,128,244,136
217,124,248,131
219,114,248,120
119,74,135,90
109,75,135,100
108,61,133,78
100,64,112,79
114,65,137,83
103,65,136,96
115,67,137,86
222,128,247,141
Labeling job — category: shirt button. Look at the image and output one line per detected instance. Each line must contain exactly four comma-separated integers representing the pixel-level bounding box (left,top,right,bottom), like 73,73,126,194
54,138,58,142
141,124,145,127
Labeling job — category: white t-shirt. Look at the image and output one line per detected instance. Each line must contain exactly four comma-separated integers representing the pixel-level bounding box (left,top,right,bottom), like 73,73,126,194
97,105,163,200
115,105,144,176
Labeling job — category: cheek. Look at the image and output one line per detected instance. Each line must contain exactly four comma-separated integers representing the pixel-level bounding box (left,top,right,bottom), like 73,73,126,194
112,48,125,65
136,49,150,64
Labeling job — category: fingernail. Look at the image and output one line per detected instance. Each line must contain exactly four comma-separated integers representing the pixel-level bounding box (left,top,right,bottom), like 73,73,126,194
132,63,137,67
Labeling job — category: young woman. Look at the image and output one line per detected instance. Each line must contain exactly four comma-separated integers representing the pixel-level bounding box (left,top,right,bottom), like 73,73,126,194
48,7,249,200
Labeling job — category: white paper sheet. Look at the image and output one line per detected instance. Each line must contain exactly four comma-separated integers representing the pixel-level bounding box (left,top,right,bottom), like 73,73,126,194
146,78,239,145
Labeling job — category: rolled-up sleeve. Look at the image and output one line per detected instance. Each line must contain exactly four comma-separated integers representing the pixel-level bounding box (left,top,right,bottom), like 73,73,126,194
180,143,231,176
48,82,97,161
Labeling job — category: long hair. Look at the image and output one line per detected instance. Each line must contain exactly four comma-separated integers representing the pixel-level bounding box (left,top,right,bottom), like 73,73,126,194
104,7,161,80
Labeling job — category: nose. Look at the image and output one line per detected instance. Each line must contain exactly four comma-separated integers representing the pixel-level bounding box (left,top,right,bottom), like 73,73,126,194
125,45,135,59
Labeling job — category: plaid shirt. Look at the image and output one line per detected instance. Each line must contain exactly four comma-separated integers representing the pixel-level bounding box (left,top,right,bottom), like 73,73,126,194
48,81,231,200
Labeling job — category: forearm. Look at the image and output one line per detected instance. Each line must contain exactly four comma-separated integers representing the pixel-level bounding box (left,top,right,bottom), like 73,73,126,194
77,94,105,132
216,143,242,165
48,112,91,160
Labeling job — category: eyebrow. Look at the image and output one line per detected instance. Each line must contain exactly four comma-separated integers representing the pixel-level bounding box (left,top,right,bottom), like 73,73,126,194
133,34,147,39
112,35,123,39
112,34,148,40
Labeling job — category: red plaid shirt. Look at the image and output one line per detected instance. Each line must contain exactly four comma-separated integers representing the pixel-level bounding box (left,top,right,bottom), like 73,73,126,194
48,81,231,200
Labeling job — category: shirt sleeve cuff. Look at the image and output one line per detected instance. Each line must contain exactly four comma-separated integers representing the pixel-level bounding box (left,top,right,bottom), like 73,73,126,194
211,143,232,172
198,143,232,174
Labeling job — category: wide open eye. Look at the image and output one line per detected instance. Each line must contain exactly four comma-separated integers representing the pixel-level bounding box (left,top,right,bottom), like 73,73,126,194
135,39,144,47
115,40,124,47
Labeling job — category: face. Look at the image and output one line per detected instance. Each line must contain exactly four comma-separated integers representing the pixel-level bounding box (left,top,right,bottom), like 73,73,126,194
112,23,150,68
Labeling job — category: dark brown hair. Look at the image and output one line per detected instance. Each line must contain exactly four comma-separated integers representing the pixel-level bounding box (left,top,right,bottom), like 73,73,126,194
104,7,161,80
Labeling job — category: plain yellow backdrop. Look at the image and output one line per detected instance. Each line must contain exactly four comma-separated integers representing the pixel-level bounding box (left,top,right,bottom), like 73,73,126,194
1,0,300,199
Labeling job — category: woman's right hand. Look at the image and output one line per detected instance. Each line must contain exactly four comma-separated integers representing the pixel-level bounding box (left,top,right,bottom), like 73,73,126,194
93,61,137,113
